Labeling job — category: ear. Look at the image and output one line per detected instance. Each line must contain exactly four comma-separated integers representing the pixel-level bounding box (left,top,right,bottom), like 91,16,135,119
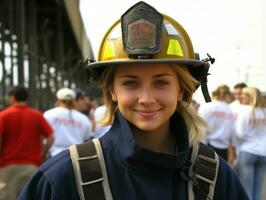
177,89,184,101
110,90,117,102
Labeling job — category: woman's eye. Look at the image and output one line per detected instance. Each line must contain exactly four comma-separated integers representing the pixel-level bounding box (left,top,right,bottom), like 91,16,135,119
155,80,169,87
122,81,138,88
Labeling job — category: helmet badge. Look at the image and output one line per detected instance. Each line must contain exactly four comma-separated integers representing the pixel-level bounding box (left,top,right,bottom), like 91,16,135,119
121,1,163,58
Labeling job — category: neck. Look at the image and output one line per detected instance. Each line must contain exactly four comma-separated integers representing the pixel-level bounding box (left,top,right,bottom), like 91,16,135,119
13,101,27,106
133,121,176,155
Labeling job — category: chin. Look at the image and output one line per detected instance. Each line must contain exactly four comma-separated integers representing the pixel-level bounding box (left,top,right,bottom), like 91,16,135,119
135,124,160,133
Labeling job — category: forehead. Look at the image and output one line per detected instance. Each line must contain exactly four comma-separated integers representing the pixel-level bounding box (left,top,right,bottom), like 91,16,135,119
115,64,177,76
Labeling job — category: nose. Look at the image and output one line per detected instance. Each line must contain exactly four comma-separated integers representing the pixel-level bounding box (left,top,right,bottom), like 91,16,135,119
138,88,157,105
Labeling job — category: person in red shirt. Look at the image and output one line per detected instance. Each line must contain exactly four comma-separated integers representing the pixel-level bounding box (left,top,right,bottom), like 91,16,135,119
0,85,54,200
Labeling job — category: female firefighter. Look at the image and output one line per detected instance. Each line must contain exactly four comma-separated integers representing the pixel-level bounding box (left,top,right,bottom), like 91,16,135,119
18,1,248,200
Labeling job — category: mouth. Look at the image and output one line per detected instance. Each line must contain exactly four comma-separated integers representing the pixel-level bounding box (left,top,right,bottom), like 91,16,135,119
134,108,162,117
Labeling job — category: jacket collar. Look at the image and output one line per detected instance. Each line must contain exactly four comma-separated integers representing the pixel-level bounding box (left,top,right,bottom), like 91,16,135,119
106,111,191,171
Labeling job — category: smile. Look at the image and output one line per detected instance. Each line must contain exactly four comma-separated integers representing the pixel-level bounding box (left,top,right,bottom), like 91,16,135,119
134,109,162,117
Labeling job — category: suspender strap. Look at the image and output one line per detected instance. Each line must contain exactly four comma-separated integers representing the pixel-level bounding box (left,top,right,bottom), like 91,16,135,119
70,140,218,200
69,139,113,200
188,143,219,200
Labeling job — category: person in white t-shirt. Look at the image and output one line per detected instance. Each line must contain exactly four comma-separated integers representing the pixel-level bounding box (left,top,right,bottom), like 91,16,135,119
229,82,247,170
44,88,93,156
93,98,111,138
74,89,96,133
230,82,247,114
198,84,235,162
235,87,266,200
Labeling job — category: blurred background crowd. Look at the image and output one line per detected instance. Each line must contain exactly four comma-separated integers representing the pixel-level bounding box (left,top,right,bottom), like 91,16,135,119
1,82,266,199
0,0,265,199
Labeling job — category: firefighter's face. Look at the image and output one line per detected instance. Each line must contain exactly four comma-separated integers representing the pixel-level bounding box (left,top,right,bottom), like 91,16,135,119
111,64,183,134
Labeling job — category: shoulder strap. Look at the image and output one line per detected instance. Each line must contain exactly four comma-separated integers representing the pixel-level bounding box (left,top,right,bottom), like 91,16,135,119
69,139,113,200
188,142,220,200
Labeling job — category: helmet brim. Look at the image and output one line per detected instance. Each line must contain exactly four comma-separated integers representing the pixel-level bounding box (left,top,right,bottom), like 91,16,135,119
86,58,211,102
86,59,204,70
85,59,207,87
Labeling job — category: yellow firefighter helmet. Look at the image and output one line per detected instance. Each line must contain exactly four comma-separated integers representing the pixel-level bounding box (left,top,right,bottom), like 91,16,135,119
85,1,214,102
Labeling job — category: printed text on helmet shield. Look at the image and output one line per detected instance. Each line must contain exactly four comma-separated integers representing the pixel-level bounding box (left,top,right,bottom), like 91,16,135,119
121,1,163,57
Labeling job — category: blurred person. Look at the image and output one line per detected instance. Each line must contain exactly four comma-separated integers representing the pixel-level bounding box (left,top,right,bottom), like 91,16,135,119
18,2,248,200
74,89,96,132
235,87,266,200
93,97,111,138
0,85,54,200
262,95,266,108
198,84,236,162
44,88,92,156
74,89,89,114
88,99,97,133
230,82,247,111
229,83,247,171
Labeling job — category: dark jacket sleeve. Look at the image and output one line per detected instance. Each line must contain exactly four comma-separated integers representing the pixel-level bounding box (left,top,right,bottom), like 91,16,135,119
214,157,249,200
18,170,55,200
18,150,79,200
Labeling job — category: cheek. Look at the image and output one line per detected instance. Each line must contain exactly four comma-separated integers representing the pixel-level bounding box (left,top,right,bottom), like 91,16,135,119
161,85,183,102
170,78,183,101
156,90,179,106
114,91,136,109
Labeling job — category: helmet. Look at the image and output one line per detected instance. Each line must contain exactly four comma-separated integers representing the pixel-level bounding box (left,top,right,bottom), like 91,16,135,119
85,1,214,102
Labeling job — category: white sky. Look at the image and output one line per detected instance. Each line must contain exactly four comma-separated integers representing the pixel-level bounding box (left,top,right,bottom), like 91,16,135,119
80,0,266,102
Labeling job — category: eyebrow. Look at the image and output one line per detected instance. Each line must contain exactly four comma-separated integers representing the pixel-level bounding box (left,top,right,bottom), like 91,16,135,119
119,73,174,78
153,74,174,78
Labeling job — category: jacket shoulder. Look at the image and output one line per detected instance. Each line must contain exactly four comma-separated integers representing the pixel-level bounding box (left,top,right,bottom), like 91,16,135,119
18,150,79,200
213,157,249,199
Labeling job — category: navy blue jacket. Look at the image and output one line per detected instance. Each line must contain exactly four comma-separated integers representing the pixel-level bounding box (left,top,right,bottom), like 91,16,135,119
18,112,248,200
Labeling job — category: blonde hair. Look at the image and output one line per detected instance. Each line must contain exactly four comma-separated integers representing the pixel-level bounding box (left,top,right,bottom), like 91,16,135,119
212,84,231,100
242,87,263,108
173,65,208,145
242,87,264,127
98,64,208,145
